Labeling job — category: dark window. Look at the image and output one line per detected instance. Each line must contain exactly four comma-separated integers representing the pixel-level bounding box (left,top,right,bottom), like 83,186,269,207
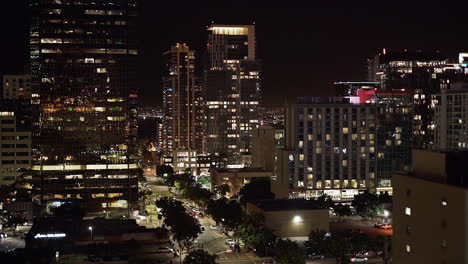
16,144,28,148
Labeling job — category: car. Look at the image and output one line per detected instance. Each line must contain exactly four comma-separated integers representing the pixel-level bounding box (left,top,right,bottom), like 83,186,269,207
380,223,392,229
373,222,384,228
350,256,368,262
156,247,174,253
225,239,234,245
209,225,217,230
356,251,377,258
0,232,7,238
308,252,325,259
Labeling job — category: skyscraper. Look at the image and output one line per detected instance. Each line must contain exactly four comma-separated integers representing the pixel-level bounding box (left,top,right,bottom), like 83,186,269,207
204,24,261,165
161,43,203,154
25,0,139,212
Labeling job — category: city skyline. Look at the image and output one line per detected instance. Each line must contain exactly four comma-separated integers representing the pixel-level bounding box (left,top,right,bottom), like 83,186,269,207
4,1,468,106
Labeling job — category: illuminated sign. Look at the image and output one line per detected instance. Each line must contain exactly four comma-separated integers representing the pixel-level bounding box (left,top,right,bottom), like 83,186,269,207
34,233,66,239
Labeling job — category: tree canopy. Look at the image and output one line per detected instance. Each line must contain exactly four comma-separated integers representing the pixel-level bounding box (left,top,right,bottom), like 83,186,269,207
239,180,275,203
275,239,306,264
183,249,217,264
351,191,381,220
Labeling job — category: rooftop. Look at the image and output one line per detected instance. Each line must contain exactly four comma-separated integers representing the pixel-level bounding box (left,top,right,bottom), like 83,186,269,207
250,199,325,211
397,150,468,188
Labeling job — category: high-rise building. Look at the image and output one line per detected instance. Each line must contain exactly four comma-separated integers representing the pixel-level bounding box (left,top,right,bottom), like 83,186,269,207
433,85,468,150
393,150,468,264
204,24,261,165
2,75,33,100
25,0,139,212
161,44,203,154
368,50,468,149
285,90,412,200
0,111,32,186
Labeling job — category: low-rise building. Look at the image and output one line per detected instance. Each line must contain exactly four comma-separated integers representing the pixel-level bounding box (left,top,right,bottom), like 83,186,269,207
393,150,468,264
26,217,170,249
210,168,273,197
247,199,329,237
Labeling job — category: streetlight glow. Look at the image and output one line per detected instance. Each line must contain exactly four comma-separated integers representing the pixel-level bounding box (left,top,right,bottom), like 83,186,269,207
293,215,303,223
384,210,390,217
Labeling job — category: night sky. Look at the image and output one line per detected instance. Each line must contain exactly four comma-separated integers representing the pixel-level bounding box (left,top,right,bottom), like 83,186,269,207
3,1,468,106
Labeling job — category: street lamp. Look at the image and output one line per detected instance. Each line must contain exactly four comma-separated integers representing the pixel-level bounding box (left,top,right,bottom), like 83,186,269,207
88,226,93,240
383,210,390,223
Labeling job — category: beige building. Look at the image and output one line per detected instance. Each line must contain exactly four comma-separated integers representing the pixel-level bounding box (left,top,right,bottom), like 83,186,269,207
0,112,32,185
210,168,273,197
2,75,32,99
393,150,468,264
247,199,329,237
251,125,291,199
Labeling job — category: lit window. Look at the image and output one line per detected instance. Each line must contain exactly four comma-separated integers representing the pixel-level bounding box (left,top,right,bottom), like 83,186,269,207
406,244,411,252
442,200,447,207
299,154,304,161
405,207,411,216
97,68,107,73
342,128,348,134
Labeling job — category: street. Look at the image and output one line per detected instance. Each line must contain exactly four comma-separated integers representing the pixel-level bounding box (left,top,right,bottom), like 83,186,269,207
0,237,25,252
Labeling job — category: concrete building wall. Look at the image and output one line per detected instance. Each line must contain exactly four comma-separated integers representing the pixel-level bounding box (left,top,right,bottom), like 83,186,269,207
264,209,329,237
251,126,275,170
393,150,468,264
246,203,329,237
393,173,468,264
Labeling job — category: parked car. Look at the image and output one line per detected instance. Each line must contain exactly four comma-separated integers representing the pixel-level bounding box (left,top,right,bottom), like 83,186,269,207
0,232,7,238
380,223,392,229
209,225,217,230
350,256,368,262
225,239,234,245
156,247,174,253
356,251,377,258
308,252,325,259
373,222,384,228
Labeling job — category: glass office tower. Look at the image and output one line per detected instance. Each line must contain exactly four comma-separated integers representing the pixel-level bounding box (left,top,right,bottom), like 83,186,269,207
25,0,139,213
205,25,261,165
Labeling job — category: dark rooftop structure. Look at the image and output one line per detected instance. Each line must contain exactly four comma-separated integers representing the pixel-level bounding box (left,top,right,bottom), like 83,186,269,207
398,150,468,188
250,199,325,211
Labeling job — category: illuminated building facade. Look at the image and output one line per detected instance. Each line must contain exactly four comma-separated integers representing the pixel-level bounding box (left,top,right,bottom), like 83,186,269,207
25,0,139,212
161,44,203,154
205,24,261,165
2,75,33,100
433,85,468,149
0,112,32,186
287,90,412,200
368,50,468,149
